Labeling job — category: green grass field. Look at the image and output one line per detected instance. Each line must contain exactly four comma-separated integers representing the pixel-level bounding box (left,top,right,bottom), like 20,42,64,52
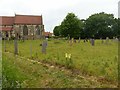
2,39,118,88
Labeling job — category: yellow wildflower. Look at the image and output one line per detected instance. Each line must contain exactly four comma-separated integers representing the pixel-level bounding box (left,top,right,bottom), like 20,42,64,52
65,53,68,58
68,54,71,59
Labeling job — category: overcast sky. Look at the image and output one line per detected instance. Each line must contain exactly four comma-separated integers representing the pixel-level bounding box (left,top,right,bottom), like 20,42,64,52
0,0,119,32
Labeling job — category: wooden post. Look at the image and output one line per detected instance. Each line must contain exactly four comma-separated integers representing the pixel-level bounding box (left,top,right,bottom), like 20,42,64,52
14,38,18,55
4,38,6,52
14,28,18,55
30,41,32,56
30,28,32,56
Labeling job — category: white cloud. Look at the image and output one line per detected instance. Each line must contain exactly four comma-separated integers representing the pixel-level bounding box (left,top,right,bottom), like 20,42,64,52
0,0,119,32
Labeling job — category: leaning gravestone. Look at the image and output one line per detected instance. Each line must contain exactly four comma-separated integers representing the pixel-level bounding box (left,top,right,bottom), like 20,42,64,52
91,39,95,46
42,39,48,54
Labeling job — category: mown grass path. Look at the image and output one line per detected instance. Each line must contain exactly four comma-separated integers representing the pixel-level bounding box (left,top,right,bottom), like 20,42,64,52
2,51,118,88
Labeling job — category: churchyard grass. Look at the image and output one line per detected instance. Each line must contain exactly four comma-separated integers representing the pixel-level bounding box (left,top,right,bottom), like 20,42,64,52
2,39,118,88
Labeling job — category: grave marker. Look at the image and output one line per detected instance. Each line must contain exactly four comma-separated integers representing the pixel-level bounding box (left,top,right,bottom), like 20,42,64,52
115,38,118,42
42,39,48,54
78,37,80,43
100,38,104,44
74,39,76,43
91,39,95,46
106,37,109,44
14,38,18,55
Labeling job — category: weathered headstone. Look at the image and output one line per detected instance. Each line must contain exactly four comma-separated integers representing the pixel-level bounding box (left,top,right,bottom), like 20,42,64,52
74,39,76,43
22,36,24,42
42,40,48,54
85,38,88,42
100,38,104,44
69,38,74,46
106,37,109,44
72,38,74,43
78,37,80,43
89,38,92,43
102,39,104,44
91,39,95,46
67,36,70,43
115,38,118,42
69,39,72,46
113,37,116,42
83,39,86,43
14,38,18,55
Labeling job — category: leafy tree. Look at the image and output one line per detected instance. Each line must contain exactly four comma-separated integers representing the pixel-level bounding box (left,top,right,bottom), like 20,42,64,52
113,18,120,38
60,13,83,39
53,26,61,36
84,12,115,39
53,12,119,39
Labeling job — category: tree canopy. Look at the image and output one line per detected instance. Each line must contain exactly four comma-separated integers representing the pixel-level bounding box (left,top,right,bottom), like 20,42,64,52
60,13,83,39
53,12,119,39
53,26,61,36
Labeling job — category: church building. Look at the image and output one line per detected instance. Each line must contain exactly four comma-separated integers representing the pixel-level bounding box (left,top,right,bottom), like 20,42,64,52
0,14,44,39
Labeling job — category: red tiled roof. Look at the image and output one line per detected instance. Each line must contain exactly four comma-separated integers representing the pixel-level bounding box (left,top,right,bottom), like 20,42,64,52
0,27,13,31
14,14,43,25
0,16,14,26
43,32,53,36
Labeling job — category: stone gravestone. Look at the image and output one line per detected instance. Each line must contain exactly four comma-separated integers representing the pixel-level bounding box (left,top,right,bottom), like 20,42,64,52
72,38,74,43
67,36,70,43
14,38,18,55
83,39,86,43
42,39,48,54
101,39,104,44
69,38,74,46
22,36,25,42
78,37,80,43
100,38,104,44
89,38,92,44
91,39,95,46
115,38,118,42
69,39,72,46
106,37,109,44
74,39,76,43
113,37,116,42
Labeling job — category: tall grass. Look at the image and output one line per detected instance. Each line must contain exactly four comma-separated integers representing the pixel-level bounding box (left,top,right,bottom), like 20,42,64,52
3,39,118,82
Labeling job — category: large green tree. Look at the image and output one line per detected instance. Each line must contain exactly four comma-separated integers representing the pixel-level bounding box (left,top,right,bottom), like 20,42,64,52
53,25,61,36
60,13,83,39
113,18,120,38
84,12,115,38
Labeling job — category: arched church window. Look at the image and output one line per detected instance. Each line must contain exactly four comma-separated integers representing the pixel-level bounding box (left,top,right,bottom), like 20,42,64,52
23,25,28,35
35,25,40,35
